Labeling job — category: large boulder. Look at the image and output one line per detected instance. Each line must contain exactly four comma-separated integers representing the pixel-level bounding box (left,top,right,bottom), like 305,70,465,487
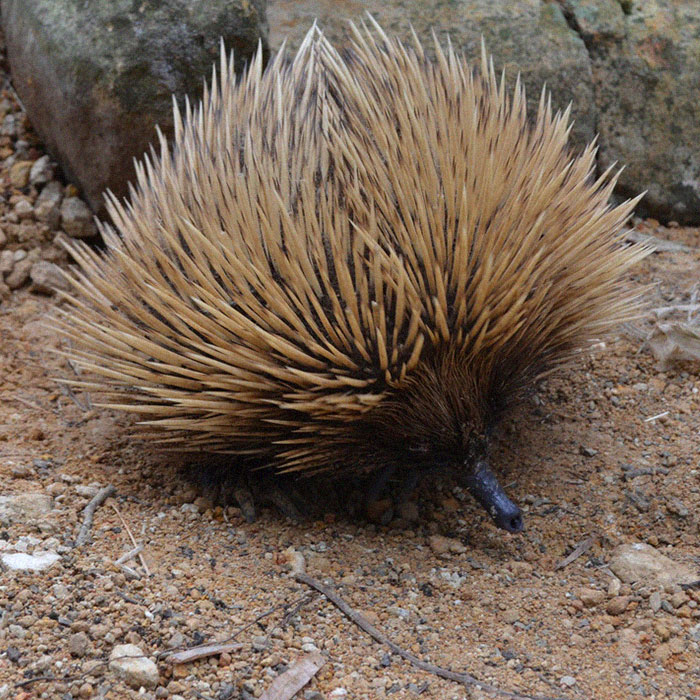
268,0,700,224
563,0,700,224
2,0,268,215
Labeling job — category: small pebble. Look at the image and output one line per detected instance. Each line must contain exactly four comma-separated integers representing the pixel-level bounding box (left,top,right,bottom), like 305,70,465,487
606,597,630,616
428,534,466,555
29,155,54,186
579,587,606,607
9,160,32,188
108,644,159,689
14,199,33,221
670,591,689,608
5,257,32,289
69,631,89,657
60,196,97,238
30,260,70,294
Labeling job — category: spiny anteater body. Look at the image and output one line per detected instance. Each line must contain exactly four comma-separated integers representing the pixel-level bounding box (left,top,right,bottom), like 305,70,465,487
57,21,648,531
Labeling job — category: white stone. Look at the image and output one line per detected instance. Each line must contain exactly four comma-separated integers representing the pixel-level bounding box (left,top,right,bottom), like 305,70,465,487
608,543,697,587
30,260,70,294
60,196,97,238
0,493,53,524
29,155,54,185
1,550,60,571
109,644,159,689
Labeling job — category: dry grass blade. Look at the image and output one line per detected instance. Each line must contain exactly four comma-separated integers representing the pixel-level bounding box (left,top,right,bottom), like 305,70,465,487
110,502,151,575
259,651,326,700
74,484,116,547
164,642,243,665
554,536,595,571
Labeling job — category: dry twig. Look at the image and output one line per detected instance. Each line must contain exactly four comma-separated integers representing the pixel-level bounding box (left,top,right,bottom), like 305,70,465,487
115,544,143,566
156,594,312,661
260,651,326,700
554,536,595,571
75,484,116,546
295,572,568,700
164,641,243,665
110,503,151,575
625,229,691,253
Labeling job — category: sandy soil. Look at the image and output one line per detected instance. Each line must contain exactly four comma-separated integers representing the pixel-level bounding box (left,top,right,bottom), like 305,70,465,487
1,35,700,700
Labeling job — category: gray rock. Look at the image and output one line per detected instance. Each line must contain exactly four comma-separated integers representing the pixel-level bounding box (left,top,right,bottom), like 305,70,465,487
5,257,33,289
1,113,18,137
69,631,90,657
13,199,33,221
2,0,268,215
34,180,63,229
29,154,54,186
608,543,698,588
0,493,53,524
60,197,97,239
1,550,61,572
52,583,69,599
268,0,595,150
109,644,159,689
562,0,700,224
0,249,13,274
30,260,70,294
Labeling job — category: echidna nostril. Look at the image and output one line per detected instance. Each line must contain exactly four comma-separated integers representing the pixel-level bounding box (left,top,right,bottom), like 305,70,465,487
508,514,524,533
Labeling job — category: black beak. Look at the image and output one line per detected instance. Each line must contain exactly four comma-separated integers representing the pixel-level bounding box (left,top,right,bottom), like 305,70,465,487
464,460,523,533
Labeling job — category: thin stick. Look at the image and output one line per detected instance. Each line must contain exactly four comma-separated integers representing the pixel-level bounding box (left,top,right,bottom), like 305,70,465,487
164,641,243,665
115,544,144,566
60,383,90,412
12,394,44,411
66,356,93,409
554,536,595,571
644,411,669,423
295,572,568,700
263,593,315,647
651,303,700,318
110,503,151,576
75,484,116,546
625,230,691,253
156,594,310,661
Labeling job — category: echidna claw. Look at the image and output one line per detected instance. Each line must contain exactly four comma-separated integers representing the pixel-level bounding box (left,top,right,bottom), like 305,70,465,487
267,487,302,522
233,485,256,523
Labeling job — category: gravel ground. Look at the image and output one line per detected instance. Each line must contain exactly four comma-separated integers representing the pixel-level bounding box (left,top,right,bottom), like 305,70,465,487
1,27,700,700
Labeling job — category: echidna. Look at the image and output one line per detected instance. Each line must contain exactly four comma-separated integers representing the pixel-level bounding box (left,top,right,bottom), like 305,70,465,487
56,21,648,532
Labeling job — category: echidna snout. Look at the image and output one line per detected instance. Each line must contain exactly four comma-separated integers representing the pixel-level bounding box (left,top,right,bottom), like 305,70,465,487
464,461,524,533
